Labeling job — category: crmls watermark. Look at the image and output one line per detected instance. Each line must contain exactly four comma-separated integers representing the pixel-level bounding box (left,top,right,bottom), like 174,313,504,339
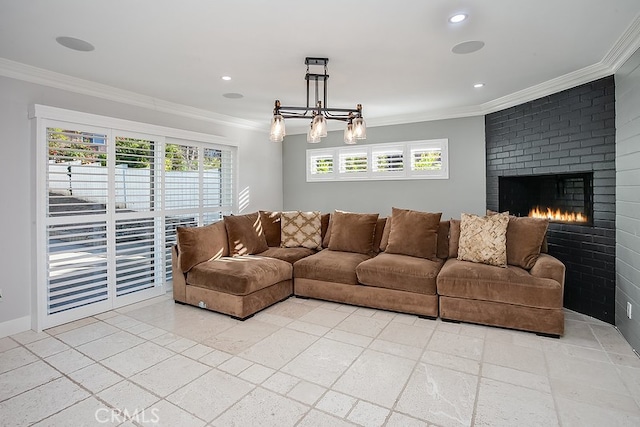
95,407,160,424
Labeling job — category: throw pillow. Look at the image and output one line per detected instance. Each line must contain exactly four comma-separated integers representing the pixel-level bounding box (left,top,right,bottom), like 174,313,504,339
379,214,392,251
506,216,549,269
328,210,379,254
177,221,229,272
224,212,269,256
321,213,331,248
457,212,509,267
371,217,387,254
385,207,442,260
259,210,281,247
448,219,460,258
281,211,322,249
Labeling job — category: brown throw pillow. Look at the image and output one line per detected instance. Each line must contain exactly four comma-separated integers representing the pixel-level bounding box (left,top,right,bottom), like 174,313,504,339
506,216,549,269
449,219,460,258
457,213,509,267
177,221,229,272
321,213,331,247
379,214,392,251
259,210,281,247
224,212,269,256
328,210,380,254
385,207,442,259
371,217,387,254
281,211,322,249
437,220,450,259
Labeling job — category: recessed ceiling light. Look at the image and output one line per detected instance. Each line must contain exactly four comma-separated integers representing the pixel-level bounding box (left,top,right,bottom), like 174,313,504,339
449,14,467,23
221,76,232,81
56,36,95,52
474,83,485,88
223,93,243,99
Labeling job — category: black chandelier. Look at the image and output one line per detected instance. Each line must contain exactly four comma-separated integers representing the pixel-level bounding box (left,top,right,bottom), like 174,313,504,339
270,57,366,144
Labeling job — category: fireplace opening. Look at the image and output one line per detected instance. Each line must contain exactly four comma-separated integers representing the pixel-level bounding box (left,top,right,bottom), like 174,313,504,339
498,173,593,225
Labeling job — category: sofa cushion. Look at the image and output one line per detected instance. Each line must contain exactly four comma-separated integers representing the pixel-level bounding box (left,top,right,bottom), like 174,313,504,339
177,221,229,273
258,247,315,264
437,220,450,259
294,249,372,285
328,210,379,254
356,253,443,295
449,219,460,258
386,207,442,260
281,211,322,250
321,213,330,247
437,258,563,309
225,212,269,256
187,255,292,296
372,217,387,254
259,210,281,247
379,215,392,251
506,216,549,270
457,213,509,267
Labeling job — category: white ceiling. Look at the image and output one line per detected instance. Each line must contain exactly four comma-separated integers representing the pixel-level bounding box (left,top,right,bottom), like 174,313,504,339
1,0,640,134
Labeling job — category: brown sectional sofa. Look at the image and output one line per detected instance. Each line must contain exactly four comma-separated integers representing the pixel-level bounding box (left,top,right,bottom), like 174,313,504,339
172,208,566,336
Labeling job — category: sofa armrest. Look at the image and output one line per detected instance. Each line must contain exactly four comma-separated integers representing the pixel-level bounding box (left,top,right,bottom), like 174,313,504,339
171,244,187,303
529,253,565,289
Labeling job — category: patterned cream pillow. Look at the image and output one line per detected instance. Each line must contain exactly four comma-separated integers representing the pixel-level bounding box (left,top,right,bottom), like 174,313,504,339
281,211,322,250
457,212,509,267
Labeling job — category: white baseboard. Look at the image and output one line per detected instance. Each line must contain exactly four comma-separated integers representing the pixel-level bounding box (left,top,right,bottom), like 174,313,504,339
0,315,32,338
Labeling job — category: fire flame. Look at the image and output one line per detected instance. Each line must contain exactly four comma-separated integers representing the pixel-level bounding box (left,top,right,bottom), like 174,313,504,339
529,206,587,222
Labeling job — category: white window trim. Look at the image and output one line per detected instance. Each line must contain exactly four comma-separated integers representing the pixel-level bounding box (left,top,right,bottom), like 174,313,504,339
306,139,449,182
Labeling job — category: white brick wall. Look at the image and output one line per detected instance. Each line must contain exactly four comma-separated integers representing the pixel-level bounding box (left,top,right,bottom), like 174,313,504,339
615,48,640,351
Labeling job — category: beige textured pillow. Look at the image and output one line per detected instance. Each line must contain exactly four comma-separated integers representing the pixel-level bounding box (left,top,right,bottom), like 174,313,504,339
457,213,509,267
281,211,322,249
386,207,442,259
328,210,379,254
224,212,269,256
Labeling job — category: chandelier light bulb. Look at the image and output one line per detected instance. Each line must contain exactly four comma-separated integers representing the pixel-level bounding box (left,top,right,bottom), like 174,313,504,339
269,114,285,142
312,114,328,138
352,117,367,139
344,123,356,144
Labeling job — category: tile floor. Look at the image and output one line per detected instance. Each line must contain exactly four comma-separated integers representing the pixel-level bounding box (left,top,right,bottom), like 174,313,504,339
2,294,640,426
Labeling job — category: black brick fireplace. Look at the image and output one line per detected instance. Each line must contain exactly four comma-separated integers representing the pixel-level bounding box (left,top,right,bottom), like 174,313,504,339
486,76,616,323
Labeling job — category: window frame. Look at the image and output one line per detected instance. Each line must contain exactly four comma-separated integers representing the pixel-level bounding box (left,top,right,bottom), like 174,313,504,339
306,139,449,182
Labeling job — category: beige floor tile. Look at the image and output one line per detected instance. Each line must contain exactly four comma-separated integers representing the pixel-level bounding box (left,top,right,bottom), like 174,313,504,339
0,346,39,374
385,412,429,427
33,396,119,427
299,307,350,328
130,354,210,397
612,365,640,403
282,338,363,387
590,323,635,354
482,363,551,393
137,326,168,340
25,336,70,358
98,380,160,413
237,363,275,384
297,409,358,427
262,371,300,394
44,348,93,374
287,380,326,405
165,337,197,353
483,340,546,375
427,330,484,361
0,337,19,353
76,330,144,360
218,356,253,375
324,329,373,348
239,328,318,369
391,313,418,325
212,387,308,427
474,377,558,426
561,320,602,349
396,363,478,426
45,317,99,336
138,399,206,427
335,314,389,338
265,299,316,319
181,343,214,360
167,369,253,422
378,321,433,348
368,339,424,360
286,319,331,336
333,349,415,408
254,311,295,327
315,390,357,418
609,351,640,368
10,330,50,345
546,351,627,393
421,350,481,375
102,341,174,377
68,363,123,393
347,400,390,427
198,349,232,367
55,322,119,347
0,377,89,426
542,340,610,363
556,397,640,427
204,320,279,354
124,321,156,336
0,361,61,401
551,377,640,414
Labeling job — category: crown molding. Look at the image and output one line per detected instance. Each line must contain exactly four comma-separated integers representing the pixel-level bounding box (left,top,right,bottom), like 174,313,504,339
0,58,263,131
603,12,640,72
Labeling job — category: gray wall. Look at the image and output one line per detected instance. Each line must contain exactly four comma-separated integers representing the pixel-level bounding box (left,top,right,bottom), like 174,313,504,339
283,116,486,219
615,48,640,350
0,75,283,335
